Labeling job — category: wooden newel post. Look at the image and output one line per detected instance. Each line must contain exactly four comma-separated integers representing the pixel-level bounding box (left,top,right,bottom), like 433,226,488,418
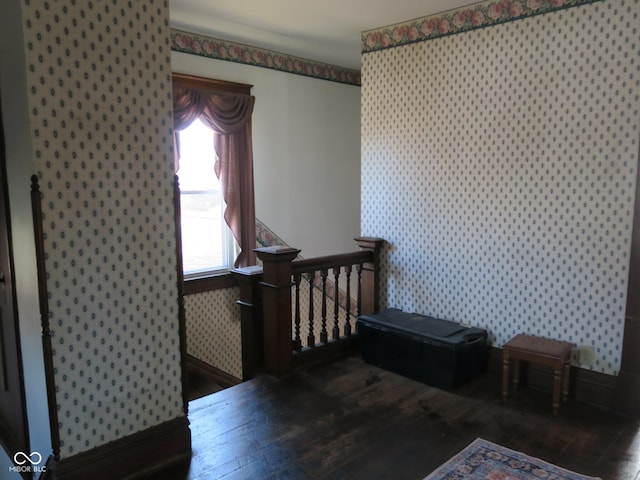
255,246,301,375
354,237,384,315
232,265,264,381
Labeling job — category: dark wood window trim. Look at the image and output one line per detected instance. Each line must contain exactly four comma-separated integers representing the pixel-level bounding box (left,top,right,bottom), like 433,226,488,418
173,73,252,295
172,72,253,95
184,272,238,295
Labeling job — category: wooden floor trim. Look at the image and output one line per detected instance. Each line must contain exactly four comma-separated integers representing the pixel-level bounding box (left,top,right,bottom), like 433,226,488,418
186,354,241,389
41,416,191,480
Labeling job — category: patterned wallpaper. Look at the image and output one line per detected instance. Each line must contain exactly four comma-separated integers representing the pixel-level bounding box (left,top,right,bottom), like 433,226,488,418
185,289,243,379
361,0,640,376
21,0,183,457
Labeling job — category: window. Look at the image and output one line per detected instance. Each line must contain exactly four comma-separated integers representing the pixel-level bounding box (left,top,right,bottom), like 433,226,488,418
177,118,238,277
172,73,257,280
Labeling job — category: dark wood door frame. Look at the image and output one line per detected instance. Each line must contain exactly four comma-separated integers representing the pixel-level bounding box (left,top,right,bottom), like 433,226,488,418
0,88,31,474
617,137,640,417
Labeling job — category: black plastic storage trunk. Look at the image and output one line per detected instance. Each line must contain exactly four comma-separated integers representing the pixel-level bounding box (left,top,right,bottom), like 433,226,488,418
357,308,487,390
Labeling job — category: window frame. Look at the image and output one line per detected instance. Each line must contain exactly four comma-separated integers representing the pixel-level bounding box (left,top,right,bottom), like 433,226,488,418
172,73,254,292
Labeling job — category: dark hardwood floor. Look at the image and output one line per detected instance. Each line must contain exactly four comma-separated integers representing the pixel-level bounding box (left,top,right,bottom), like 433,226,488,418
158,355,640,479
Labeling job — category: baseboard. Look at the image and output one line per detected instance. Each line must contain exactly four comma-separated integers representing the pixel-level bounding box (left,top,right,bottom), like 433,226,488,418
186,354,241,389
41,415,191,480
614,371,640,417
487,346,618,411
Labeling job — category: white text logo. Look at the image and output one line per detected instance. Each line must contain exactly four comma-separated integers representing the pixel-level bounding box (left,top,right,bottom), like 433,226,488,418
9,451,46,474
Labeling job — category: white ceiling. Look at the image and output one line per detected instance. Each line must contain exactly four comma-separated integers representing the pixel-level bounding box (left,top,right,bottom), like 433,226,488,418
169,0,480,70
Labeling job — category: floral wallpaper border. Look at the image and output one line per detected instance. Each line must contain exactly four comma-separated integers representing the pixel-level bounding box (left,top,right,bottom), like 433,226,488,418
170,29,361,86
256,217,291,249
361,0,602,53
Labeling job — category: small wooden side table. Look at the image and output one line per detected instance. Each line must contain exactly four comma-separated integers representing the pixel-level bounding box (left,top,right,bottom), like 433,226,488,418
502,334,573,414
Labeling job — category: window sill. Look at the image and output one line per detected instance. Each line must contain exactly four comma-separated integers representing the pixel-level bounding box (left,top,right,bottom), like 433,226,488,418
184,272,237,295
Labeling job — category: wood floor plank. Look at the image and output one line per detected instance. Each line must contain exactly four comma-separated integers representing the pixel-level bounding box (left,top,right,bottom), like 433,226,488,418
156,355,640,479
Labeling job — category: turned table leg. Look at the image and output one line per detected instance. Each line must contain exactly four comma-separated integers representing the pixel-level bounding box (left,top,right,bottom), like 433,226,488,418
502,350,510,401
562,361,570,403
552,363,562,415
513,359,521,391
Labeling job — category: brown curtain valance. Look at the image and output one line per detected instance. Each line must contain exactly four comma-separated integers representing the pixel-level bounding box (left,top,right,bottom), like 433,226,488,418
172,84,257,267
173,87,254,134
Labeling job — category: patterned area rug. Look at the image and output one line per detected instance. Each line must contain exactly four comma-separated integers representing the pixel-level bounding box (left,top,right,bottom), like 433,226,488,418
425,438,601,480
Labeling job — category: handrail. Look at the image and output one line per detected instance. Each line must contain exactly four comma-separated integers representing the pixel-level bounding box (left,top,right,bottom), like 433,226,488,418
291,250,372,274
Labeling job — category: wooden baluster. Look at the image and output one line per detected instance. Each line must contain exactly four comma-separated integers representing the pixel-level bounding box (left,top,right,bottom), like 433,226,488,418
356,263,363,317
293,273,302,353
332,266,340,340
320,269,328,344
344,265,352,337
307,273,316,347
